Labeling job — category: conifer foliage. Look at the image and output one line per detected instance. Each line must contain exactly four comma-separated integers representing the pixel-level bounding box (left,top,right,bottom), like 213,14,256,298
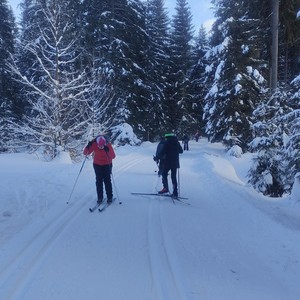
204,0,267,150
2,0,300,198
166,0,195,135
0,0,16,151
8,0,107,159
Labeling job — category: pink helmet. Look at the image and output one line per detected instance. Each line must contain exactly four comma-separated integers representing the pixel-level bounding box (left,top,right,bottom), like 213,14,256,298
96,136,106,148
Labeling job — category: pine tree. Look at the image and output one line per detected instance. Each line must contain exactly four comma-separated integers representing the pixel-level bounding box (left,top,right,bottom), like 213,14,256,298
144,0,171,138
188,25,210,136
82,0,152,140
204,0,267,150
282,97,300,194
165,0,194,135
8,0,110,159
248,88,293,196
121,0,153,139
283,55,300,192
247,0,300,196
0,0,17,152
278,0,300,84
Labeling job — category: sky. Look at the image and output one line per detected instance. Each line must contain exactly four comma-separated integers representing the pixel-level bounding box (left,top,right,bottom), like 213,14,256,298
7,0,215,32
1,138,300,299
166,0,215,32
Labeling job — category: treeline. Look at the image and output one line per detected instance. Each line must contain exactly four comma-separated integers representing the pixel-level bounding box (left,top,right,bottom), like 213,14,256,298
1,0,300,197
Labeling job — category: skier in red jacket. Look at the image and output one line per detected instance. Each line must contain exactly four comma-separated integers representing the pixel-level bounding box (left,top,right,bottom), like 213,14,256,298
83,135,116,203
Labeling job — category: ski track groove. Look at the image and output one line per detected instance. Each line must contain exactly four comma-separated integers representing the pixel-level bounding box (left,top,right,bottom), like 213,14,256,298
0,154,147,300
0,199,87,300
146,177,189,300
113,155,148,178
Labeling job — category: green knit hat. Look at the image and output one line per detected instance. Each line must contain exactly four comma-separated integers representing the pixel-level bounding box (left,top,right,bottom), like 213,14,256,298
164,133,175,137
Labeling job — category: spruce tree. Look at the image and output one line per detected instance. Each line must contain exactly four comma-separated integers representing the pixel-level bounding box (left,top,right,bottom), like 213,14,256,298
281,89,300,194
121,0,153,139
204,0,267,150
9,0,108,159
144,0,171,138
247,0,300,195
82,0,152,140
248,88,293,196
189,25,210,136
0,0,17,152
166,0,194,135
278,0,300,83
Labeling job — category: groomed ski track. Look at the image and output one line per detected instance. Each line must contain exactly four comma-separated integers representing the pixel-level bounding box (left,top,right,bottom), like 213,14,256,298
0,141,300,299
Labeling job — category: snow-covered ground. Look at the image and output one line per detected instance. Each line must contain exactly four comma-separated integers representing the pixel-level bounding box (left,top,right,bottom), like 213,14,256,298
1,139,300,300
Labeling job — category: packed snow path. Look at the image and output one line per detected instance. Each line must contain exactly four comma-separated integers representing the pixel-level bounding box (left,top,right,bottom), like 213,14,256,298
0,140,300,300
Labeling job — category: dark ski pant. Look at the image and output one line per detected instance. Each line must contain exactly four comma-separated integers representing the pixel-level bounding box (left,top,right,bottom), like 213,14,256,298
183,141,189,151
162,167,178,195
158,159,165,176
93,164,113,200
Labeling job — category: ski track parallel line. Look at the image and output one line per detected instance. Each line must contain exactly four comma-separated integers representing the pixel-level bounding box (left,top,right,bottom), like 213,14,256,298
159,208,189,300
1,151,171,299
0,200,86,300
114,156,147,178
0,155,147,299
146,176,188,300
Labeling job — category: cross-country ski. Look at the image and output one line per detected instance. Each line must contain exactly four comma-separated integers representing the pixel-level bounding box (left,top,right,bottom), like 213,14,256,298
98,198,117,212
89,202,102,212
131,192,189,200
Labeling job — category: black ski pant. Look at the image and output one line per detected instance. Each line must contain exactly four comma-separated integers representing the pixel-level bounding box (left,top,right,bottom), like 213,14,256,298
158,159,165,176
183,141,189,151
162,167,178,195
93,164,113,200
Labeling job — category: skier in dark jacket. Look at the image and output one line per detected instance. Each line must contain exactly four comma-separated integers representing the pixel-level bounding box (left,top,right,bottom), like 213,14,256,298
156,133,183,197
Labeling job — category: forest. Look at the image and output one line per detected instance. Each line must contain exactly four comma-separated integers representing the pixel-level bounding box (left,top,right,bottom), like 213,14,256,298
1,0,300,197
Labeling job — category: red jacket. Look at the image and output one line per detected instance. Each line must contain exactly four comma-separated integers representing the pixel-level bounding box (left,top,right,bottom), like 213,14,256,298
83,142,116,166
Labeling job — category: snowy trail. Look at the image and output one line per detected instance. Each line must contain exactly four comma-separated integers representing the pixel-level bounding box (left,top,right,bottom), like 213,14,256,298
0,198,87,300
1,141,300,299
0,151,149,300
146,196,189,300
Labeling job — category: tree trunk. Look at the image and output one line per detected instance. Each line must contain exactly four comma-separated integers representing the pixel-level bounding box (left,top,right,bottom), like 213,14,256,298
271,0,279,94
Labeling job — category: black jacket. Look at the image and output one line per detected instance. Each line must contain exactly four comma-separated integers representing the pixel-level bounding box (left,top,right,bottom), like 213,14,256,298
157,136,183,169
155,139,166,160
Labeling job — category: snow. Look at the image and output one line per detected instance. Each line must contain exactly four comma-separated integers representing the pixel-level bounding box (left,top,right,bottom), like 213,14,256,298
1,138,300,300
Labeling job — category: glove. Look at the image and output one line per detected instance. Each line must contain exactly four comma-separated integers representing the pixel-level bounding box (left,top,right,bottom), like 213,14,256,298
104,145,109,152
86,141,93,149
153,156,158,162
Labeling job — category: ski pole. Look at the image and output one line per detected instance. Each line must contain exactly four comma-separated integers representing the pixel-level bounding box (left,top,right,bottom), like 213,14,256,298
177,168,180,196
66,156,87,204
103,149,121,204
153,155,159,174
111,171,122,204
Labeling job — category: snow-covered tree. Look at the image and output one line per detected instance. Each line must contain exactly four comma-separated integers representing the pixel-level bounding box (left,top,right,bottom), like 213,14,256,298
120,0,154,139
165,0,195,135
247,0,300,196
0,0,17,152
82,0,154,140
204,0,267,151
144,0,171,138
280,72,300,192
277,0,300,83
188,25,210,135
8,0,114,159
248,88,293,196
